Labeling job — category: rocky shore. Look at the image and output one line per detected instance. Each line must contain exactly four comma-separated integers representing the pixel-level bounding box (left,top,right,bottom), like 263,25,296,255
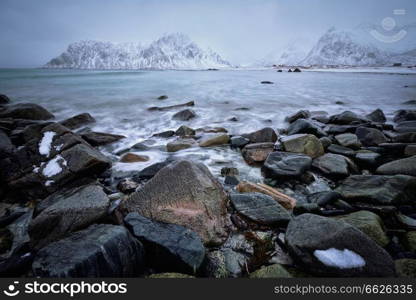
1,92,416,278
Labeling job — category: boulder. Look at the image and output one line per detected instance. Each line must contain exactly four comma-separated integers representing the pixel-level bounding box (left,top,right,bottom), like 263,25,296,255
307,191,341,207
327,144,356,157
32,224,144,277
81,131,125,146
230,136,250,148
335,175,416,205
335,133,361,149
230,193,291,225
236,181,296,210
29,185,110,249
172,109,196,121
329,111,367,125
281,134,324,158
326,124,358,135
286,110,311,123
60,113,95,130
0,103,54,120
0,130,15,158
166,138,197,152
394,110,416,123
366,109,386,123
157,95,168,100
119,160,228,245
355,127,387,146
241,142,274,165
355,151,381,169
312,153,350,179
175,125,195,137
120,153,149,163
287,119,326,137
336,211,389,247
153,130,175,138
262,151,312,179
0,94,10,104
285,214,395,277
395,121,416,133
249,264,292,278
199,134,230,147
395,259,416,278
242,127,278,143
393,132,416,143
132,161,172,181
376,156,416,176
125,212,205,274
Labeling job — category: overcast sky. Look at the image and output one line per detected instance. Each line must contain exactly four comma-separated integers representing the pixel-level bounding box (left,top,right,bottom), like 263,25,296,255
0,0,415,67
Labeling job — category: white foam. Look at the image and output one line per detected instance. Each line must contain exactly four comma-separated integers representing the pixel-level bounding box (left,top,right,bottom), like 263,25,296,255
45,180,54,186
42,155,67,178
39,131,56,157
314,248,366,269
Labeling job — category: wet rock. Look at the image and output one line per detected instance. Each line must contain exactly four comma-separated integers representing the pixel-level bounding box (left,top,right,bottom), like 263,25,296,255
403,100,416,105
0,103,54,120
376,156,416,176
132,160,172,181
236,181,296,210
230,136,250,148
224,176,239,186
366,109,386,123
175,125,195,137
285,214,395,277
286,110,311,123
405,145,416,156
260,81,274,84
125,212,205,274
157,95,168,100
326,124,358,135
0,94,10,104
395,121,416,133
249,264,292,278
203,249,246,278
117,178,139,193
319,137,332,149
395,259,416,278
166,138,197,152
335,175,416,205
0,130,15,158
335,133,361,149
60,113,95,130
172,109,196,121
32,224,144,277
197,126,228,134
148,101,194,111
120,160,228,245
230,193,291,226
81,131,125,146
120,153,149,163
199,134,229,147
293,68,302,72
153,130,175,138
307,191,341,207
29,185,110,249
262,151,312,179
336,211,389,247
327,144,356,157
281,134,324,158
393,132,416,143
355,151,381,169
355,127,387,146
62,143,111,175
287,119,326,137
394,110,416,123
221,167,239,177
242,127,278,143
312,153,350,179
241,142,274,165
329,111,367,125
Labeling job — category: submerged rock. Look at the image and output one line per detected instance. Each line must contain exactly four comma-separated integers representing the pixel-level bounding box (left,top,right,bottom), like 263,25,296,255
125,212,205,274
0,103,54,120
285,214,395,277
262,151,312,179
120,153,149,163
148,101,194,111
120,161,228,245
32,224,145,277
172,109,196,121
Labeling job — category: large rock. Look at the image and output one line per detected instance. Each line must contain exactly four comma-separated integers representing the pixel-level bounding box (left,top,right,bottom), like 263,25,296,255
376,156,416,176
394,110,416,123
242,127,277,143
175,125,195,137
329,111,367,125
29,185,110,249
312,153,350,179
285,214,395,277
0,130,15,158
366,109,386,123
60,113,95,130
327,144,356,157
120,161,228,245
334,133,361,149
336,211,389,247
355,127,387,146
132,161,172,181
125,212,205,274
241,142,274,165
0,103,54,120
199,134,229,147
335,175,416,205
0,94,10,104
281,134,324,158
166,138,197,152
230,193,291,225
262,151,312,179
286,110,310,123
395,121,416,133
172,109,196,121
32,224,145,277
287,119,326,137
393,132,416,143
81,131,125,146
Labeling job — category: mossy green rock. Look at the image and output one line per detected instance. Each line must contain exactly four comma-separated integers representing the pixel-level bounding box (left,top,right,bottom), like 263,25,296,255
249,264,292,278
148,273,195,278
337,210,389,247
395,259,416,278
406,231,416,252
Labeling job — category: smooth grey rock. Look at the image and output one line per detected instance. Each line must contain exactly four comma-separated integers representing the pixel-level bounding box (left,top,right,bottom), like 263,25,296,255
287,119,326,137
242,127,278,143
312,153,350,179
60,113,95,130
262,151,312,179
355,127,387,146
335,133,361,149
0,103,54,120
376,156,416,176
172,109,196,121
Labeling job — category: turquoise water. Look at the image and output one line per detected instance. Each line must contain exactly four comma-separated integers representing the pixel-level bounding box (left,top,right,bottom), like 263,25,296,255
1,68,415,181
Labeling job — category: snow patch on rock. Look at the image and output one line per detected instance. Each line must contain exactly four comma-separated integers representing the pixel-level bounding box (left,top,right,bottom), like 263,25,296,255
39,131,56,157
42,155,67,178
314,248,366,269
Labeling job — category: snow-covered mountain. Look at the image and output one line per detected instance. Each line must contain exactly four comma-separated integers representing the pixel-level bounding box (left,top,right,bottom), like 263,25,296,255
45,33,231,70
256,39,312,67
